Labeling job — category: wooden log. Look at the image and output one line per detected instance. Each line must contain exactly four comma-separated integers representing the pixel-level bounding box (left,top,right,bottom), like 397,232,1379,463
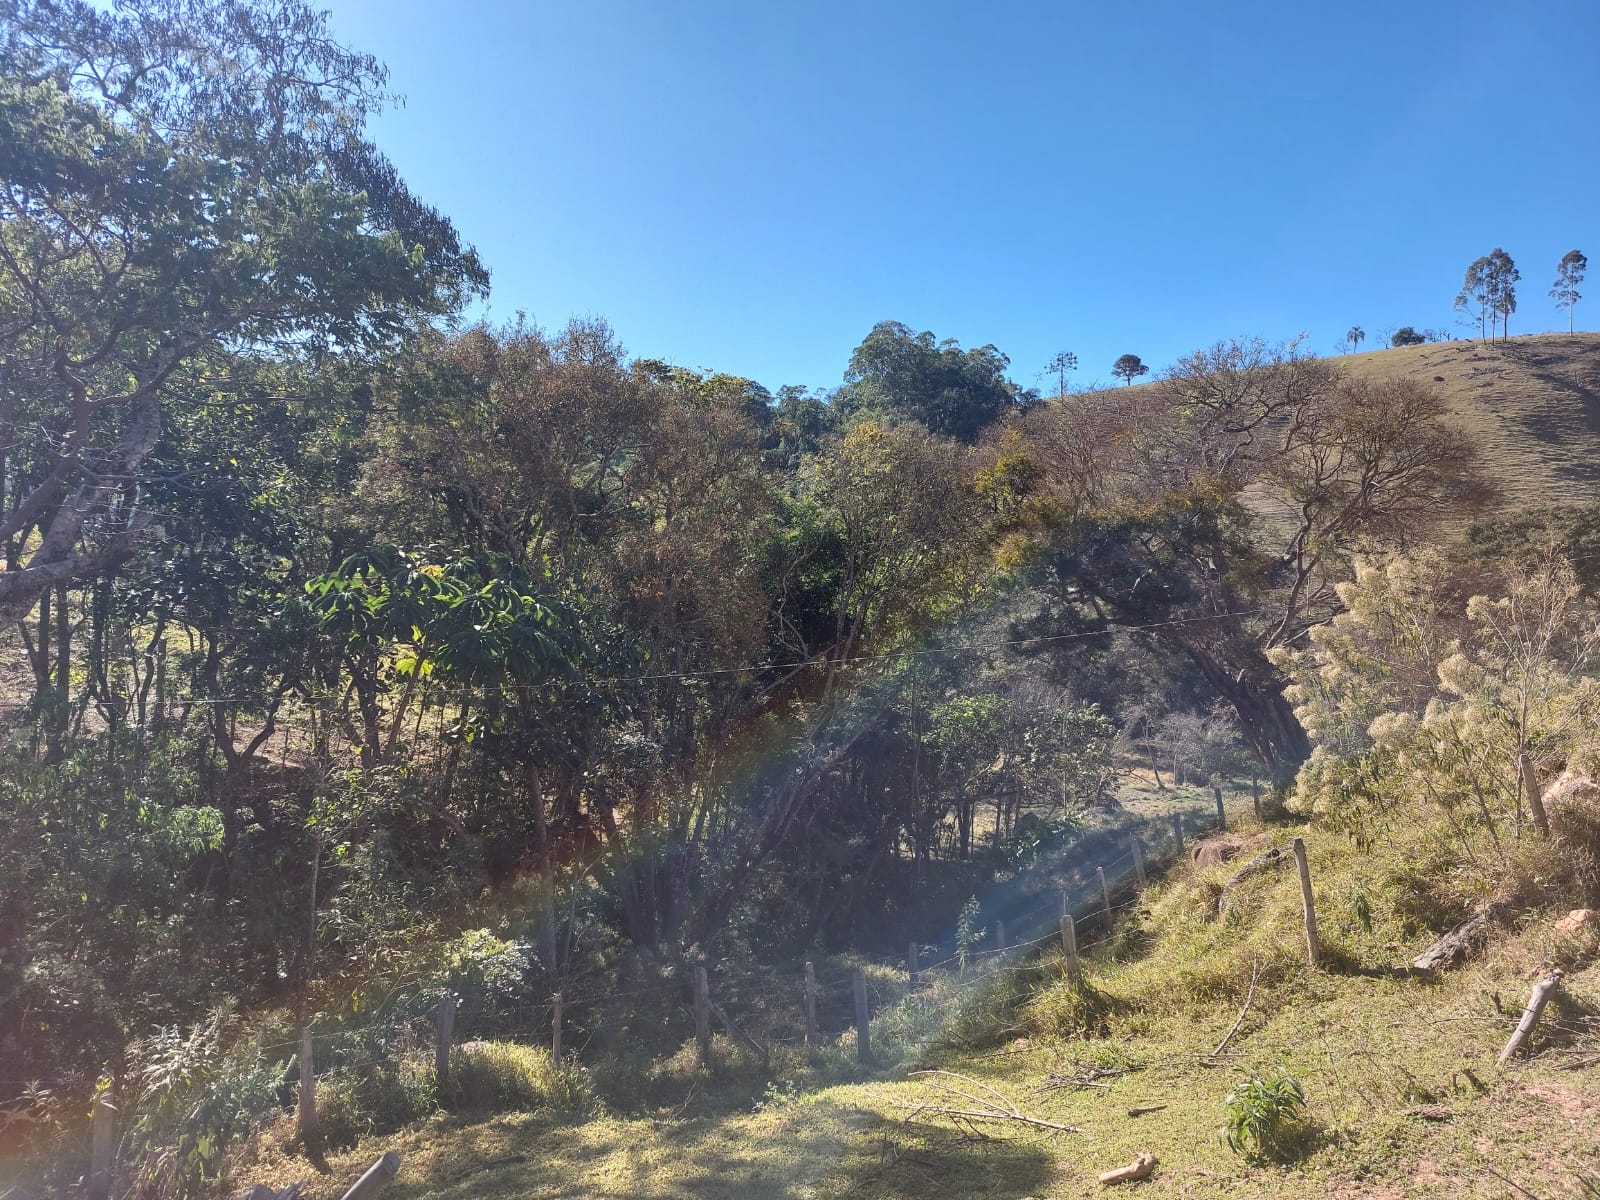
1413,907,1494,971
1130,837,1146,890
1292,837,1320,967
1097,866,1112,919
1213,783,1226,830
1060,914,1080,985
1171,813,1184,855
1497,970,1563,1064
551,992,562,1061
1098,1152,1157,1185
297,1027,318,1148
803,962,818,1046
87,1095,115,1200
852,966,871,1063
338,1151,400,1200
435,995,456,1095
907,942,919,990
694,963,711,1068
1217,845,1287,914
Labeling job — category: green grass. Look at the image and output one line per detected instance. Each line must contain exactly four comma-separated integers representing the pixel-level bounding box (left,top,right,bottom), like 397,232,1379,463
226,799,1600,1200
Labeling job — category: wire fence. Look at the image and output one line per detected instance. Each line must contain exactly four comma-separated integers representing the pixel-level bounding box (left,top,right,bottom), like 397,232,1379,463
10,804,1242,1195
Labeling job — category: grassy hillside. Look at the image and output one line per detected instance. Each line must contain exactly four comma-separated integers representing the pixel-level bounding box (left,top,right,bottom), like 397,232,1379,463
1338,334,1600,510
228,791,1600,1200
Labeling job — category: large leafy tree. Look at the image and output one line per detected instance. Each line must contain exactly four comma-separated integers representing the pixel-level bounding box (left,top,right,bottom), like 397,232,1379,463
0,0,485,622
838,320,1030,443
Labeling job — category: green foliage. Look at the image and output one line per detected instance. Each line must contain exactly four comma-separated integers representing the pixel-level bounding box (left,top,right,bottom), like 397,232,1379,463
122,1006,285,1199
838,320,1031,443
955,897,984,973
1220,1068,1307,1160
447,1041,593,1116
1390,326,1427,347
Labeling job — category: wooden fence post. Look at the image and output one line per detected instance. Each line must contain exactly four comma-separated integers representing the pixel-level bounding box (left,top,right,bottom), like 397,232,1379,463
803,961,818,1046
694,963,712,1068
87,1093,115,1200
339,1150,401,1200
1059,888,1069,920
1171,812,1184,856
1497,970,1563,1064
1097,866,1112,919
852,966,871,1062
297,1026,319,1148
1213,783,1226,830
1291,837,1320,967
551,992,562,1061
435,994,456,1095
907,942,919,990
995,920,1007,953
1059,914,1080,985
1130,837,1146,889
1251,774,1262,820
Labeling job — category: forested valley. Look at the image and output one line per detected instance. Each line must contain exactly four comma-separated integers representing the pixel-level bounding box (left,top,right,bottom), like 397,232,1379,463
5,3,1600,1197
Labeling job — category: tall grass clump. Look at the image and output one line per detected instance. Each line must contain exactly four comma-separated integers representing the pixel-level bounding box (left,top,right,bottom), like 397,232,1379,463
447,1041,593,1116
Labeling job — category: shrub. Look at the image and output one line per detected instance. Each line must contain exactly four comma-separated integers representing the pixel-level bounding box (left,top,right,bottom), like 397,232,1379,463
315,1058,437,1150
447,1041,593,1116
1221,1068,1309,1161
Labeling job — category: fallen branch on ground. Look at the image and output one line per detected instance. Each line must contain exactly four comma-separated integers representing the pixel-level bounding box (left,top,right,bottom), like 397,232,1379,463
1208,957,1262,1058
897,1070,1082,1133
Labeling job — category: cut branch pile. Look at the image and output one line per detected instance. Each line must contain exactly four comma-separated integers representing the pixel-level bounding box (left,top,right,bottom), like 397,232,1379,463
896,1071,1082,1134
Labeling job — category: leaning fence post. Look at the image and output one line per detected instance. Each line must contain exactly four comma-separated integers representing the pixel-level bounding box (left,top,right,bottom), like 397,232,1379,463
803,961,818,1046
551,992,562,1061
1059,914,1081,985
1130,837,1146,889
694,963,712,1067
852,966,871,1062
907,942,919,990
1497,970,1564,1064
1097,866,1112,920
298,1026,319,1148
435,994,456,1095
1172,812,1185,856
1292,837,1320,967
1213,782,1226,830
339,1150,401,1200
87,1092,115,1200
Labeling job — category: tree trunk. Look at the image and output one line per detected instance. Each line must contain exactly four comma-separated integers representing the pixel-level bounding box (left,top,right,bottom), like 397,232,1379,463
1181,642,1310,785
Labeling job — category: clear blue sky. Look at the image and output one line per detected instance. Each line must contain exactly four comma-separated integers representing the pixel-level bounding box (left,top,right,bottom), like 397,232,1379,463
327,0,1598,394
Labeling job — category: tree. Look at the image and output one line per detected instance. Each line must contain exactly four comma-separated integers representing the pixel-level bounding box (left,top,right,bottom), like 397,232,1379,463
1487,248,1519,340
1551,249,1587,334
1044,350,1079,397
0,0,485,625
1390,326,1427,347
1345,326,1365,353
837,321,1028,443
1112,354,1149,386
1456,255,1492,341
1017,339,1491,781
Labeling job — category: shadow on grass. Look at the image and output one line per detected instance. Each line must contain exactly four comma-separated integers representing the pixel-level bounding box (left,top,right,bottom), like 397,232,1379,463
393,1097,1059,1200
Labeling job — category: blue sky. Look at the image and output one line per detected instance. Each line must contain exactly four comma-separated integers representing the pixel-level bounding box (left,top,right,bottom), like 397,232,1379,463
327,0,1599,394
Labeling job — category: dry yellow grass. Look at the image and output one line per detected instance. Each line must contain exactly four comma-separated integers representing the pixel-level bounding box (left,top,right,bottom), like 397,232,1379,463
1336,333,1600,510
